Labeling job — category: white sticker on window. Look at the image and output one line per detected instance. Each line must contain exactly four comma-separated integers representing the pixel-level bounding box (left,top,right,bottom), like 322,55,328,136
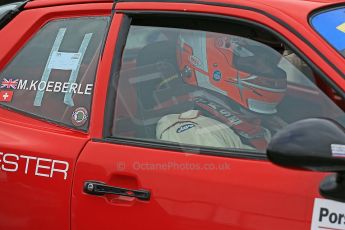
331,144,345,157
311,198,345,230
33,28,93,107
48,51,81,71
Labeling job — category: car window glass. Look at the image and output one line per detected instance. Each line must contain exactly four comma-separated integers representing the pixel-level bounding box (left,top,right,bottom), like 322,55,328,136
110,22,344,153
311,7,345,57
0,17,109,131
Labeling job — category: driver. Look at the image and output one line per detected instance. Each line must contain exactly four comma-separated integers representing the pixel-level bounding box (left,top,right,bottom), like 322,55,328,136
155,31,288,151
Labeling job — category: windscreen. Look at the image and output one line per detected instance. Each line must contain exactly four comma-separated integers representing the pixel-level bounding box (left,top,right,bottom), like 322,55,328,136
311,7,345,57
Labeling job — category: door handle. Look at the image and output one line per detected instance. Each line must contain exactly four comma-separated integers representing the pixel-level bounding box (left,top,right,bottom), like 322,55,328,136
83,181,151,201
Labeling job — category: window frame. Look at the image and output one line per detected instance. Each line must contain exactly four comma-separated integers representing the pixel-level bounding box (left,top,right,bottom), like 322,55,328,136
103,11,345,159
0,15,111,132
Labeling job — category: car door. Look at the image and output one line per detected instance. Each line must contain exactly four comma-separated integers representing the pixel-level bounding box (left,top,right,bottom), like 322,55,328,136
0,2,111,229
72,4,345,230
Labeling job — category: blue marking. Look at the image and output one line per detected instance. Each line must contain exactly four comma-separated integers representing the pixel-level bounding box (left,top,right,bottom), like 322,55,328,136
176,123,195,133
312,8,345,52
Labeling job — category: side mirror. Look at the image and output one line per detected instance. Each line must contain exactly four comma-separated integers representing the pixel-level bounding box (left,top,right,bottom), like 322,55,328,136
267,118,345,202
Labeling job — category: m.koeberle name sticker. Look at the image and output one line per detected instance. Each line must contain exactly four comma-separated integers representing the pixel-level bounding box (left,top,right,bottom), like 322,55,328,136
331,144,345,157
311,198,345,230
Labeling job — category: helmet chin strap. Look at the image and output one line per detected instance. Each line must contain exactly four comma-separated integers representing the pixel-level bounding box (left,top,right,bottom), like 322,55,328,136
239,107,256,117
247,98,279,114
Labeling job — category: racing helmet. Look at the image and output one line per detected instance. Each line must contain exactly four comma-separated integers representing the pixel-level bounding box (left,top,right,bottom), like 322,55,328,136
176,31,287,114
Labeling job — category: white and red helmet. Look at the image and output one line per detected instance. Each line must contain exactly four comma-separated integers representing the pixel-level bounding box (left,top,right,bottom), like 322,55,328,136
177,31,287,114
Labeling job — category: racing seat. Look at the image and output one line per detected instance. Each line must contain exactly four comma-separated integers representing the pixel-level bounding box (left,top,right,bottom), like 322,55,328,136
112,41,195,139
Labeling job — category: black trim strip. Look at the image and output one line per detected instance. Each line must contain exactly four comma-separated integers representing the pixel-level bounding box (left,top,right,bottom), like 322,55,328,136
93,137,267,160
309,2,345,17
99,5,116,58
103,15,132,137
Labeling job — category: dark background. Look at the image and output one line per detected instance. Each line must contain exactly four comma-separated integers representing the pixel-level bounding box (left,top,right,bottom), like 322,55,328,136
1,0,21,5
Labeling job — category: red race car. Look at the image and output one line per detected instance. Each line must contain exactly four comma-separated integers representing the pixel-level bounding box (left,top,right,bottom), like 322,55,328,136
0,0,344,229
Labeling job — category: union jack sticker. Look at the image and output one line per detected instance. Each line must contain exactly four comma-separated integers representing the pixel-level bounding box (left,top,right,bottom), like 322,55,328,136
1,78,18,89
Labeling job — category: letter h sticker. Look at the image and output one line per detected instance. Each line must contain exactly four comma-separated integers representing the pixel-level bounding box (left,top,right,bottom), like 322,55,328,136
34,28,92,107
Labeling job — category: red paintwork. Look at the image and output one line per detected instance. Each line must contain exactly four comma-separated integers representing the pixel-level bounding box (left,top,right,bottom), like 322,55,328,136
73,142,326,230
0,0,344,229
0,2,112,229
25,0,112,9
0,109,87,229
89,13,122,138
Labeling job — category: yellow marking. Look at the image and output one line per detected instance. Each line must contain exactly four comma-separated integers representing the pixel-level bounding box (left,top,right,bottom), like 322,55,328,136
336,22,345,33
158,75,178,89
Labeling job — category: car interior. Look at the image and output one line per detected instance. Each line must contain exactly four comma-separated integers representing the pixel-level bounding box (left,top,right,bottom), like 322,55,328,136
111,17,345,150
